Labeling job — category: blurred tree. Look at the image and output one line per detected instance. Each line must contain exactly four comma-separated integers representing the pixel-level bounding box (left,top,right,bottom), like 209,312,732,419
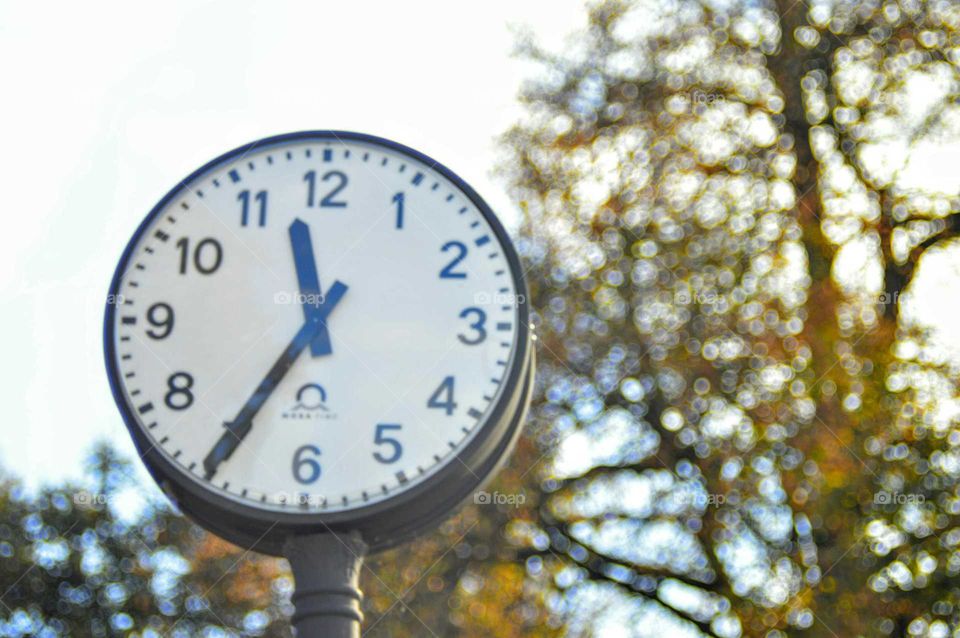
499,0,960,636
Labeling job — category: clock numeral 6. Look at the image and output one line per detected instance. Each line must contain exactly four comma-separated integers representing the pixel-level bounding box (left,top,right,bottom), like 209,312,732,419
439,241,468,279
176,237,223,275
372,424,403,464
304,170,348,208
145,302,174,340
238,189,268,227
458,307,487,345
427,376,457,416
164,372,194,411
292,445,322,484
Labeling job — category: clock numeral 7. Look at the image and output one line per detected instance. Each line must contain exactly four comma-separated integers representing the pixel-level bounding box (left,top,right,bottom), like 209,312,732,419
427,376,457,415
373,424,403,464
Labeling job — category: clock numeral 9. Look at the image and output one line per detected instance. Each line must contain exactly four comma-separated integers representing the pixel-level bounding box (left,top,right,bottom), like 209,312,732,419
164,372,194,411
292,444,322,484
176,237,223,275
427,376,457,415
238,189,268,227
439,241,468,279
304,170,348,208
373,424,403,464
145,302,174,340
458,307,487,345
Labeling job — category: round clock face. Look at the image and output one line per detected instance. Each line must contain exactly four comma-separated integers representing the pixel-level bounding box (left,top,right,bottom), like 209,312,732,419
105,132,530,547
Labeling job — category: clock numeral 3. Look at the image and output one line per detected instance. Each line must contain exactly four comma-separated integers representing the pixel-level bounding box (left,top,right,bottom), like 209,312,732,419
238,189,268,227
439,241,468,279
427,376,457,416
372,424,403,464
164,372,194,411
176,237,223,275
292,445,322,484
304,170,348,208
457,307,487,345
145,302,174,340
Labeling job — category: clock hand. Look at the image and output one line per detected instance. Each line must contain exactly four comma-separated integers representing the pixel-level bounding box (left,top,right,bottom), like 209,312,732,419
289,218,333,356
202,281,347,480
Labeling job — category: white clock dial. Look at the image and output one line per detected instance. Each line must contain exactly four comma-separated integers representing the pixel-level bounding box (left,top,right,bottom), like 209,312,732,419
107,134,524,515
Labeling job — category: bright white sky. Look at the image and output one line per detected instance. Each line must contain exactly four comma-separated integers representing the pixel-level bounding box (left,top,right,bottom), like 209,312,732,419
0,0,588,486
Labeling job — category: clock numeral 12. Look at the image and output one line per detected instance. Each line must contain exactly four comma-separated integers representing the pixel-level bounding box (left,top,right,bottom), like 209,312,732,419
304,170,348,208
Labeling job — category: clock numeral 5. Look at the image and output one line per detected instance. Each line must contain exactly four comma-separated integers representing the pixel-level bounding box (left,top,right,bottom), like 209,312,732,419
304,170,348,208
439,241,468,279
292,445,322,484
176,237,223,275
427,376,457,416
238,189,268,227
164,372,194,411
373,424,403,464
145,302,174,340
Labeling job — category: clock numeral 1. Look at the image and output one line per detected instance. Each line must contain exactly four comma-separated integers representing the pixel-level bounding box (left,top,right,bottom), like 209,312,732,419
427,376,457,416
176,237,223,275
373,424,403,464
238,189,268,227
393,192,404,229
292,445,322,484
164,372,194,411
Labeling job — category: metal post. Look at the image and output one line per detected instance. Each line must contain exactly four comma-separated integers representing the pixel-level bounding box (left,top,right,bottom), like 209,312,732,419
283,531,368,638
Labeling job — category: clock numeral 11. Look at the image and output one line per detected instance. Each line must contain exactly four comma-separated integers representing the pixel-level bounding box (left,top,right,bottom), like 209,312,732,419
238,189,268,227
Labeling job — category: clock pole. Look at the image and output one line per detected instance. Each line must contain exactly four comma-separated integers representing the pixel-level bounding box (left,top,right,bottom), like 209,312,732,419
283,531,368,638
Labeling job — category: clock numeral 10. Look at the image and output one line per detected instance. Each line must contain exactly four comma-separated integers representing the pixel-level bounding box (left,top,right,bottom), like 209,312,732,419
427,376,457,415
176,237,223,275
238,189,268,227
373,424,403,464
292,444,322,484
304,170,348,208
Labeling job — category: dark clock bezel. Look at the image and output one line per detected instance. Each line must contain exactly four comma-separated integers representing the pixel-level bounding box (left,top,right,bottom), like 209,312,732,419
103,130,532,554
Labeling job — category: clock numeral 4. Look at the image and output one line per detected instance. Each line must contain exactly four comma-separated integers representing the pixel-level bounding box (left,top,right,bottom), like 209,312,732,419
238,189,268,227
164,372,194,411
292,445,322,484
304,170,348,208
439,241,468,279
373,424,403,464
427,376,457,416
176,237,223,275
145,302,174,340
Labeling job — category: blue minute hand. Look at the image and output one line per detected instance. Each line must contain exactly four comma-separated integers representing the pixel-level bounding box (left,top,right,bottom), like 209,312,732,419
289,218,333,356
202,280,347,479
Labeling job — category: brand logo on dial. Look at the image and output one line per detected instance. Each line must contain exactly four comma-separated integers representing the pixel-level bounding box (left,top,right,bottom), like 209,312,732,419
282,382,337,421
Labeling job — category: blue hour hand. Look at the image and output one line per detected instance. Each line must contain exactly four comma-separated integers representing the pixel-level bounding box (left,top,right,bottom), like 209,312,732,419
289,218,333,356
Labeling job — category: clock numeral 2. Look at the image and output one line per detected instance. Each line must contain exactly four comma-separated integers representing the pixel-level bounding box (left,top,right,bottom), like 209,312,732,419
238,189,268,227
292,445,322,484
373,424,403,464
176,237,223,275
304,170,348,208
427,376,457,416
164,372,194,411
439,241,468,279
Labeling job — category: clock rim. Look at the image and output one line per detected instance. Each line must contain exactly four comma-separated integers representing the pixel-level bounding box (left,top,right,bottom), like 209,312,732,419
103,130,532,553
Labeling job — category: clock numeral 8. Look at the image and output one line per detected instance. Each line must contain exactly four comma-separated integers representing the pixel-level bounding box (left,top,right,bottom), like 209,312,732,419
164,372,194,411
292,445,322,484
